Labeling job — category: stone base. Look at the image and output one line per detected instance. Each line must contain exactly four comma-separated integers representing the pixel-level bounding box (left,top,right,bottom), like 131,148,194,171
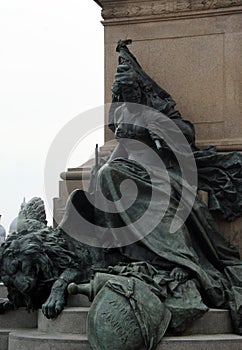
0,330,9,350
8,331,90,350
0,286,241,350
8,331,242,350
5,307,242,350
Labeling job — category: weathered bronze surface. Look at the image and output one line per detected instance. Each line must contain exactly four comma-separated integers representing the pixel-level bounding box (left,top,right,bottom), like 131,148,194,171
0,40,242,349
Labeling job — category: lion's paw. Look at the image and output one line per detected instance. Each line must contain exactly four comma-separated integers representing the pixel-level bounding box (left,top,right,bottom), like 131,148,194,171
42,295,65,319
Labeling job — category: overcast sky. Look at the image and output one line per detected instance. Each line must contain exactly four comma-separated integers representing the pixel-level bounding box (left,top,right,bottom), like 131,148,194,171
0,0,104,231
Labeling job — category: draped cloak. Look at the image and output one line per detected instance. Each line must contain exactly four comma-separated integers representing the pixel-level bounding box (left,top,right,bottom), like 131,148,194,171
61,105,242,334
94,157,242,334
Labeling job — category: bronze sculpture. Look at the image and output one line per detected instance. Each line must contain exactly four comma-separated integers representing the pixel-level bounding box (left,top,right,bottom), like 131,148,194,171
0,40,241,350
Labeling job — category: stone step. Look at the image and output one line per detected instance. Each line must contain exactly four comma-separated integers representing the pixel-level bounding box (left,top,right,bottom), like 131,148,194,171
0,296,88,349
181,308,233,335
0,308,37,329
157,334,242,350
38,307,233,336
8,330,242,350
38,307,89,334
8,330,90,350
0,308,37,350
0,329,10,350
0,295,88,331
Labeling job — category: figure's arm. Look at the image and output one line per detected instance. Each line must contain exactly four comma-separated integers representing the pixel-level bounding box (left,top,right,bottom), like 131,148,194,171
42,268,82,319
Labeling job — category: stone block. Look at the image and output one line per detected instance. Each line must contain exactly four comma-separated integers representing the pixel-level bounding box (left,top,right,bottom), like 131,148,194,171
0,330,9,350
101,1,242,151
157,334,242,350
37,307,233,338
0,308,37,329
8,331,91,350
38,307,89,334
182,309,233,335
8,330,242,350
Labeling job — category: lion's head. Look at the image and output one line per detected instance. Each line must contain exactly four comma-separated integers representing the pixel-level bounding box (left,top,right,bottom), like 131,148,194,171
0,228,86,310
0,196,104,312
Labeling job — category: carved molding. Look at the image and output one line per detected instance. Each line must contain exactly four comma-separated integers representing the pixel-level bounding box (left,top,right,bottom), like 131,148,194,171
99,0,242,20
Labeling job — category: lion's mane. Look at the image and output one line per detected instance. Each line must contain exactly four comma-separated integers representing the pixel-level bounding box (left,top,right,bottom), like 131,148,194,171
0,228,94,310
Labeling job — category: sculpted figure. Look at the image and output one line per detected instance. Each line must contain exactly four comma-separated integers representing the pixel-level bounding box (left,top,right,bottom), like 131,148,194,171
0,198,106,319
75,40,242,346
0,40,241,350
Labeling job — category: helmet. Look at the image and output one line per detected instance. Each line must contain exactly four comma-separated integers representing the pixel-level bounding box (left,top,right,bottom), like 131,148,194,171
87,275,171,350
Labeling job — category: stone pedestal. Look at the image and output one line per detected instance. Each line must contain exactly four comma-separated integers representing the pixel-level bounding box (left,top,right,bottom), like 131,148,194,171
97,0,242,151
